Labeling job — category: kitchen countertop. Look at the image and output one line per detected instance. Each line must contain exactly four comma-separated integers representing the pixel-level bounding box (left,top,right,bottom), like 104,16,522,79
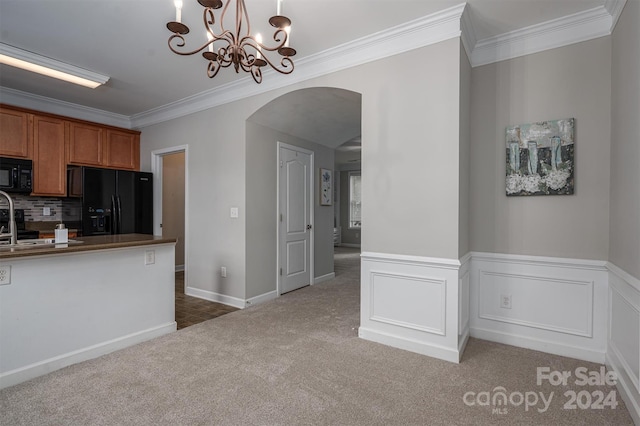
0,234,176,259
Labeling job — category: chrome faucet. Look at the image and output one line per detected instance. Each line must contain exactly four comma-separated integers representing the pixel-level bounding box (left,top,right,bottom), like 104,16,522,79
0,190,17,245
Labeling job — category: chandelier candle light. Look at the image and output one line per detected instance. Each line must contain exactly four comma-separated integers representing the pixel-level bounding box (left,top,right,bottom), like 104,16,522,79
166,0,295,83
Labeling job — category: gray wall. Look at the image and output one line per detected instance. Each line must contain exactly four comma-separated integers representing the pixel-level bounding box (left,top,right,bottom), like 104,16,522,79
245,120,335,299
610,0,640,279
361,38,463,259
459,41,471,258
141,100,253,300
469,37,612,260
140,37,467,302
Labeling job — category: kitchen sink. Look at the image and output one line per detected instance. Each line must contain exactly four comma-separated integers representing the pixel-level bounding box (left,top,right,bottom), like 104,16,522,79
0,239,83,249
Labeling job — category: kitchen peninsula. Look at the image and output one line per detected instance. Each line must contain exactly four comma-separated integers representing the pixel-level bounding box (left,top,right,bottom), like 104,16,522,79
0,234,176,389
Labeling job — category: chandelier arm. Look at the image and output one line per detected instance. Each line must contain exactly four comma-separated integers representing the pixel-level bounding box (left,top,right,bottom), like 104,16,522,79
277,56,295,74
166,0,295,84
250,66,262,84
206,59,222,78
168,34,211,56
169,33,235,57
237,0,251,44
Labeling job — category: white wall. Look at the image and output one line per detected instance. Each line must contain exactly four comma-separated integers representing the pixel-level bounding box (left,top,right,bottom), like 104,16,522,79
469,37,612,260
0,244,175,388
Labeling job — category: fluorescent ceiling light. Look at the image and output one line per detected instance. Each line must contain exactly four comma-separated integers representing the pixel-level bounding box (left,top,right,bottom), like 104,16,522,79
0,43,109,89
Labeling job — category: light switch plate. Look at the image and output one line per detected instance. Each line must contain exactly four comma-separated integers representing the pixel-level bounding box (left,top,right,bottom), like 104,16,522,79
230,207,239,218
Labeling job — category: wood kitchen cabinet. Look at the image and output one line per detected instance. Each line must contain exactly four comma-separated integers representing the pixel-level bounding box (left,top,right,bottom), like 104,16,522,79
105,129,140,170
32,115,67,196
68,122,139,170
68,121,104,166
0,104,141,195
0,107,31,158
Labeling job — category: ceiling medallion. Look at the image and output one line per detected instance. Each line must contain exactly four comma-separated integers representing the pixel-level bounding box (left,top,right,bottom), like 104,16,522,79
166,0,295,84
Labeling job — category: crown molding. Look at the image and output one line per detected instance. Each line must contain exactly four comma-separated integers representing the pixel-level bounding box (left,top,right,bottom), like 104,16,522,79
459,4,477,61
130,3,467,128
1,2,625,128
470,5,614,67
605,0,628,30
0,86,131,128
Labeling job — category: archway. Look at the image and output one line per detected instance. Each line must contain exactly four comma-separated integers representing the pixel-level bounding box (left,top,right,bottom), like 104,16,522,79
244,87,362,302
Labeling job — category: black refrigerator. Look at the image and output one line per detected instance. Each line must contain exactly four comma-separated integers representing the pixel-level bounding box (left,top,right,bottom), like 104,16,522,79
68,166,153,236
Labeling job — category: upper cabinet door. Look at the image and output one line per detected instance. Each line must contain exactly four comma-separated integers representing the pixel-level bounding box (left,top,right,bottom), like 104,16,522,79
68,121,104,166
0,107,31,158
32,115,67,196
105,130,140,170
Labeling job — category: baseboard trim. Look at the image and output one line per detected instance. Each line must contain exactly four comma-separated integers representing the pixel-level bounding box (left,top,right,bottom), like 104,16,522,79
359,326,461,363
470,326,606,364
314,272,335,284
606,343,640,425
185,286,245,309
245,290,278,308
340,243,361,248
0,322,176,390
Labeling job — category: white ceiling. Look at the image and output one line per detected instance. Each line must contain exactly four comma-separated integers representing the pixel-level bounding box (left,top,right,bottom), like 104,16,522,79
0,0,612,149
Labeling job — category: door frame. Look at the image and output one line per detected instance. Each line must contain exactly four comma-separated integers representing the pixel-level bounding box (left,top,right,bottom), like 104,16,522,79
276,141,314,296
151,145,189,287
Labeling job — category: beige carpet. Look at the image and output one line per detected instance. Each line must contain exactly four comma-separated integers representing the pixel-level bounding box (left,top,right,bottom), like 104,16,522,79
0,248,633,425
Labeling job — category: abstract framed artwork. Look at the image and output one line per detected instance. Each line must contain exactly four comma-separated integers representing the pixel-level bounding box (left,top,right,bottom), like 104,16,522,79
320,168,332,206
506,118,575,196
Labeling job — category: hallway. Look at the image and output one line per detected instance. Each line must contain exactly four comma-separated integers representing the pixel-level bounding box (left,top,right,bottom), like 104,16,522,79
175,247,361,329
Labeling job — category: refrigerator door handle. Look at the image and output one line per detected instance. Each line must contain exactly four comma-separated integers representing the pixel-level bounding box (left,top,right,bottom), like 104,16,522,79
116,195,122,234
111,194,117,234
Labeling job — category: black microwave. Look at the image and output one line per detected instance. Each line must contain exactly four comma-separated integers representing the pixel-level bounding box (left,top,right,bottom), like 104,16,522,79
0,157,33,193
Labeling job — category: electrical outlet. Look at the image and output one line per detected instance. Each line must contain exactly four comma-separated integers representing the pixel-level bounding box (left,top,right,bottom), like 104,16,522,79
500,294,512,309
0,265,11,285
145,250,155,265
221,266,227,278
43,207,51,216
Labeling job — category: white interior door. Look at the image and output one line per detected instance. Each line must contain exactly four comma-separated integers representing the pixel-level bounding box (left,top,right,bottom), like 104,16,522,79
279,144,313,294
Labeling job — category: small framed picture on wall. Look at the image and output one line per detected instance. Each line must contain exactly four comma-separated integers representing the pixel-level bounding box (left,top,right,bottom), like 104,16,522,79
320,168,332,206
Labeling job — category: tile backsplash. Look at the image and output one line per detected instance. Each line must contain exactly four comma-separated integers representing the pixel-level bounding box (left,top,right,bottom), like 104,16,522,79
0,195,81,222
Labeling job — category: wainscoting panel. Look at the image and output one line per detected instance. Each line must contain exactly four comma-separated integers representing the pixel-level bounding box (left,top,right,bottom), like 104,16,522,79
370,272,446,335
359,252,465,363
470,252,609,364
459,267,470,337
478,270,593,337
606,263,640,424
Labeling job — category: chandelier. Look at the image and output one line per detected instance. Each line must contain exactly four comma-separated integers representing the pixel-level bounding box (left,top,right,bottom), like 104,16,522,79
166,0,296,84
